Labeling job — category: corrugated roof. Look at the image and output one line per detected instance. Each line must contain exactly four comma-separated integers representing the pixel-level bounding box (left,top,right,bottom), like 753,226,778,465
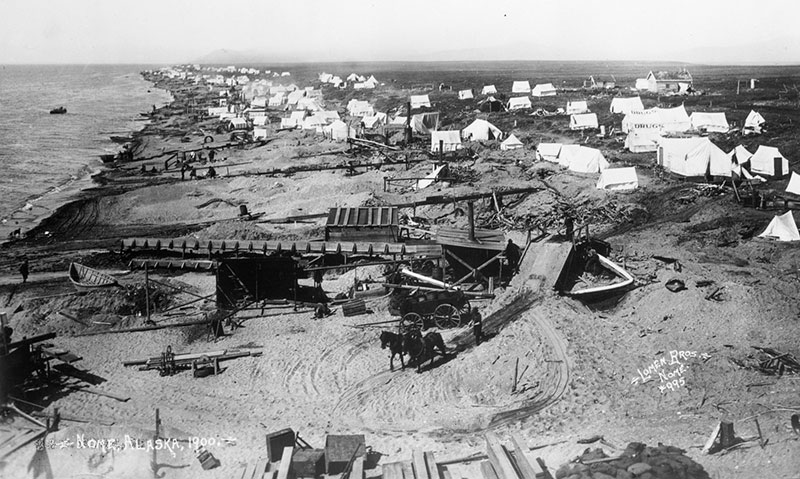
326,207,398,227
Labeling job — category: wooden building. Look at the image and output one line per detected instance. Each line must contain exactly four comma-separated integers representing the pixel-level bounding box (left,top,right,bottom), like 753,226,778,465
216,257,296,308
325,207,399,243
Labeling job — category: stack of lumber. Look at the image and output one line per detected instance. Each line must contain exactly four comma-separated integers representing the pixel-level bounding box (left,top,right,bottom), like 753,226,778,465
341,299,367,317
122,349,262,371
482,433,553,479
382,450,442,479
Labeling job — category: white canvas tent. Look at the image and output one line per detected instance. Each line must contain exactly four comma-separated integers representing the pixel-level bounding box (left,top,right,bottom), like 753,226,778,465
347,99,374,117
743,110,765,135
481,85,497,95
786,172,800,196
749,145,789,177
268,94,285,107
462,119,502,141
500,134,523,151
610,97,644,114
252,116,269,126
758,211,800,241
558,145,609,173
458,89,474,100
658,137,729,177
570,113,598,130
597,167,639,190
323,120,349,142
431,130,462,153
537,143,562,162
362,112,387,129
512,81,531,93
253,127,269,140
621,108,663,133
227,117,248,130
729,145,753,175
531,83,557,97
635,78,650,90
410,95,431,108
655,105,691,132
507,97,532,110
624,131,661,153
566,100,589,115
690,112,729,133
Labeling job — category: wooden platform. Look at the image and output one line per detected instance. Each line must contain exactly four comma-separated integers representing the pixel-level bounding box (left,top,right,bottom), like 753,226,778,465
515,238,573,293
122,238,441,258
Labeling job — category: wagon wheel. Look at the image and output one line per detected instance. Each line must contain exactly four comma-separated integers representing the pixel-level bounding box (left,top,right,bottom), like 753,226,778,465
433,303,462,329
400,312,424,333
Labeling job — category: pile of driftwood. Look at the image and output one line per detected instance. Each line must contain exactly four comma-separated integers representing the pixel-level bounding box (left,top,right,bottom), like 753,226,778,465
750,346,800,375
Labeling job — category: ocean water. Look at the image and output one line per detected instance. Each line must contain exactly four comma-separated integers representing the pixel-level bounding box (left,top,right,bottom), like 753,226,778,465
0,64,171,226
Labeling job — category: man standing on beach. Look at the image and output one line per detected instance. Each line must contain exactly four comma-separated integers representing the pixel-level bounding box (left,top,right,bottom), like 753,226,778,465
471,307,483,345
19,258,29,284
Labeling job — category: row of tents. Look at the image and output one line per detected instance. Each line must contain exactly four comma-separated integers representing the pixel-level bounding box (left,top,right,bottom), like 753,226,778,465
430,119,524,152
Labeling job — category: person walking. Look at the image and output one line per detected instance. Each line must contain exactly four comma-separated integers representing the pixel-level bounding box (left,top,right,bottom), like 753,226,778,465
19,258,29,284
505,239,521,274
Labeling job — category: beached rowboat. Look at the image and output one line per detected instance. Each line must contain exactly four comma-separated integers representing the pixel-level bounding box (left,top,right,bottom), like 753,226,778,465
69,263,119,292
566,254,634,302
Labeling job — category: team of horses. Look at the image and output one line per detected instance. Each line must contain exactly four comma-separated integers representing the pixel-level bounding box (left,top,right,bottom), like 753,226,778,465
380,329,449,373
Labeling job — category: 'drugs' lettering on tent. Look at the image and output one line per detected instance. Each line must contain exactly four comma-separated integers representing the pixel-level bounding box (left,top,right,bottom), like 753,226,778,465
462,119,502,141
557,145,609,173
431,130,462,153
597,167,638,190
655,105,691,133
749,145,789,178
759,211,800,242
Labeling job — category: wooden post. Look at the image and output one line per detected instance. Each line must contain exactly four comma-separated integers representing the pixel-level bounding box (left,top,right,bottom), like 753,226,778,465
719,421,736,448
144,263,151,324
439,140,444,162
152,408,160,478
0,312,7,356
737,80,740,95
467,202,475,241
512,357,519,392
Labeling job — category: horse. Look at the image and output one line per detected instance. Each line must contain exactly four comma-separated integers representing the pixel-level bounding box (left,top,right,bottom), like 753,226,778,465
380,330,406,371
403,330,449,373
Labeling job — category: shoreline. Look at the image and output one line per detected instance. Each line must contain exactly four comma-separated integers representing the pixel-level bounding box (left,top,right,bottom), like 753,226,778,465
0,71,173,247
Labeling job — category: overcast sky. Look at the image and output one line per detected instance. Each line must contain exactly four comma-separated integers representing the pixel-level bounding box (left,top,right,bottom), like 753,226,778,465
2,0,799,64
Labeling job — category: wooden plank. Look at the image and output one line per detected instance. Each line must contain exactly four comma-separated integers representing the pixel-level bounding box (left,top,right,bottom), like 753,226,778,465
425,451,441,479
485,433,519,479
276,446,293,479
350,456,364,479
510,435,540,479
381,462,404,479
253,458,270,479
400,460,415,479
0,429,44,459
480,460,499,479
241,463,256,479
442,470,453,479
535,458,554,479
69,385,130,402
413,450,430,479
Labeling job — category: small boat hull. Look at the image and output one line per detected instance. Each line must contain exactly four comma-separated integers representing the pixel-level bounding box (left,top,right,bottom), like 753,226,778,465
566,254,634,301
69,263,118,292
50,107,67,114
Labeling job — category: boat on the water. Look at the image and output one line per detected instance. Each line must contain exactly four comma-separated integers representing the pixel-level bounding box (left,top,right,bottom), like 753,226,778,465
69,263,119,292
50,107,67,114
99,154,117,163
110,135,134,144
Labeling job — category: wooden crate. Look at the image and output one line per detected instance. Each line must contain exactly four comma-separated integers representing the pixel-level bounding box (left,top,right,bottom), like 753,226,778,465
324,434,365,474
265,428,295,462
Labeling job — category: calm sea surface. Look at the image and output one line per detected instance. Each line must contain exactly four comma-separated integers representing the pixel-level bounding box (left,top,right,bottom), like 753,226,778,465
0,64,171,223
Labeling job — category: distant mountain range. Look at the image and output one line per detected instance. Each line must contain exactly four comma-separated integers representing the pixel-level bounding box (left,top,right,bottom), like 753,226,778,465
193,37,800,65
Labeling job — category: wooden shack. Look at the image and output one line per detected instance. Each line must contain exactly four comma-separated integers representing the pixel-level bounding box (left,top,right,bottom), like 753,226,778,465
325,207,398,243
216,257,296,308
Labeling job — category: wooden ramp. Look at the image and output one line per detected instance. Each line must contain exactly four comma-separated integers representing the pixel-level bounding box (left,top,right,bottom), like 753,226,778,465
513,237,573,294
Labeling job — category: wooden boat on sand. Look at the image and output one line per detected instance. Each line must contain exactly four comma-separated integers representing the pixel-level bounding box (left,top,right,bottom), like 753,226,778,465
69,263,119,292
566,254,634,301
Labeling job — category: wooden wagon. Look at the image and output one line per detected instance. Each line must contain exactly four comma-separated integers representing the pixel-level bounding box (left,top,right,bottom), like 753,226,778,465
396,289,471,332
